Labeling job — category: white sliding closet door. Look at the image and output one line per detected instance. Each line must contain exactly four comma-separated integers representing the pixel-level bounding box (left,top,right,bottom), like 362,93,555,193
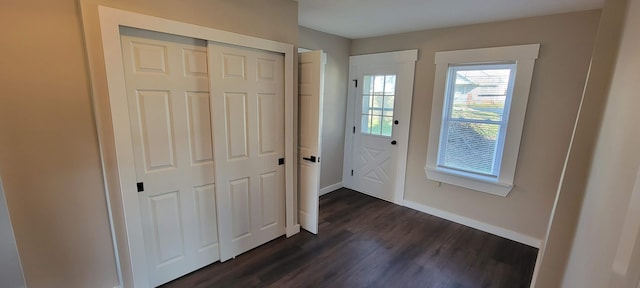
120,28,219,287
208,42,286,261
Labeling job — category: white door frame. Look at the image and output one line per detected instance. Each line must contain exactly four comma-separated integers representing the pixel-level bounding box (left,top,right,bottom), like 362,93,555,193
84,6,299,287
342,50,418,204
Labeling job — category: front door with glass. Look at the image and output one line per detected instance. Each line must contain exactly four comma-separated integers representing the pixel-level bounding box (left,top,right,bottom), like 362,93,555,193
344,50,417,203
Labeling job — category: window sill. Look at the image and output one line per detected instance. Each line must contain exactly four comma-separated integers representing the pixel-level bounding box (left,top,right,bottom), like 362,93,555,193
424,166,513,197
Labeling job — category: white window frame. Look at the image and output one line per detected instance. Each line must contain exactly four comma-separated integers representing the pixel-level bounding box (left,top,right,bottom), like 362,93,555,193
425,44,539,196
438,63,516,177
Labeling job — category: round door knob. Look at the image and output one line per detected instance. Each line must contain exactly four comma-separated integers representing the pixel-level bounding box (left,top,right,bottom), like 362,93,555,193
394,120,399,125
391,140,397,145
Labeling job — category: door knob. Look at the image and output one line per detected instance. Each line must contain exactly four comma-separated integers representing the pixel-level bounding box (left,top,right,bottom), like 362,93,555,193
391,140,397,145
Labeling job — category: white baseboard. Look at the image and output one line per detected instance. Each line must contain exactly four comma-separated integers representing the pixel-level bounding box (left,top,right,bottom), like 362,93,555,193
402,200,542,248
319,182,343,196
286,224,300,237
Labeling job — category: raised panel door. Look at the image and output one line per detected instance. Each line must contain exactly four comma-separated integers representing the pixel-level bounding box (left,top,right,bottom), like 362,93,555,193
209,42,285,260
121,27,219,287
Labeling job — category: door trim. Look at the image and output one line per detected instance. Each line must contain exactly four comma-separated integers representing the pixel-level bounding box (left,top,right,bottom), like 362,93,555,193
82,6,298,287
343,50,418,204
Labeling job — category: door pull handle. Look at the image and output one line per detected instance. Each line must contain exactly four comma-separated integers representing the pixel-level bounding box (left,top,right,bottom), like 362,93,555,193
303,156,317,163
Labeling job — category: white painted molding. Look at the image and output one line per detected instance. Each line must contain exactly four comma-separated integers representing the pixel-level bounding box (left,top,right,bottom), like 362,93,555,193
435,44,540,64
351,49,418,64
319,182,343,196
424,167,512,197
402,200,542,248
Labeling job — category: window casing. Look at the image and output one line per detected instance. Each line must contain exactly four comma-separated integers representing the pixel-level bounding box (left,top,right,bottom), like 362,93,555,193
425,44,539,196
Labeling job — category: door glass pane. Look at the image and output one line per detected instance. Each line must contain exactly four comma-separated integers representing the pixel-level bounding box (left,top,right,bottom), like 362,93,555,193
384,76,396,95
370,115,382,135
383,96,394,110
361,115,370,134
362,96,371,113
383,95,394,117
374,76,385,94
360,74,396,137
372,96,383,115
381,117,393,137
363,76,373,95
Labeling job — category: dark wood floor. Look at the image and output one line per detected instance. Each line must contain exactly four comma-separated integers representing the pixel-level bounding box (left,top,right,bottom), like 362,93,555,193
161,188,537,288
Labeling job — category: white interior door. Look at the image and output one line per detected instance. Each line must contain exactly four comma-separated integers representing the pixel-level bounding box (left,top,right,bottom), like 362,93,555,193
120,28,219,286
298,50,325,234
344,51,417,203
208,42,286,260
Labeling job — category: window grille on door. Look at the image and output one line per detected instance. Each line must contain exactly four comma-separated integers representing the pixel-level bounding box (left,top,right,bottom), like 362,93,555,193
360,74,396,137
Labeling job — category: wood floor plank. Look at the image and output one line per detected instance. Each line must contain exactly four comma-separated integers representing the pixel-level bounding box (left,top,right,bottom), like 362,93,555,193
160,188,537,288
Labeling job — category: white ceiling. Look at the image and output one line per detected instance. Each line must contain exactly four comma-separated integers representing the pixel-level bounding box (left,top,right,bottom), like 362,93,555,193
297,0,605,39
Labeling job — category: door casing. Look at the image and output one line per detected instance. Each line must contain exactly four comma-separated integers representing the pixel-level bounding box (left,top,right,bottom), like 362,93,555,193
82,6,299,288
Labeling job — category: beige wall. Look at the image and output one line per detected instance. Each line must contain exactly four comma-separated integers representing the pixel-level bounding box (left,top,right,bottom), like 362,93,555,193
0,0,298,287
0,1,118,287
351,11,601,240
81,0,298,45
299,27,351,189
533,0,627,286
560,0,640,285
